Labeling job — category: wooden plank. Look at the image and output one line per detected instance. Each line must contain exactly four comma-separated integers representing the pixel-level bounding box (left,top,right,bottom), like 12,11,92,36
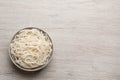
0,0,120,80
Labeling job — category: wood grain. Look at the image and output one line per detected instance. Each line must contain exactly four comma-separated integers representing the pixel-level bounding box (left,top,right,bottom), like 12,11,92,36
0,0,120,80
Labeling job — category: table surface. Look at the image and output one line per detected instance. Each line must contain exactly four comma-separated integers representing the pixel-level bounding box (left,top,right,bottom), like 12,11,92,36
0,0,120,80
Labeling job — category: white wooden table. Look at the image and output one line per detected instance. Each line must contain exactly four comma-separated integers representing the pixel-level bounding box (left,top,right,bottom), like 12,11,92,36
0,0,120,80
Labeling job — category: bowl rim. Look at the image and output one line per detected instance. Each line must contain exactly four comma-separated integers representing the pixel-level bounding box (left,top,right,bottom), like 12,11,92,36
9,27,53,71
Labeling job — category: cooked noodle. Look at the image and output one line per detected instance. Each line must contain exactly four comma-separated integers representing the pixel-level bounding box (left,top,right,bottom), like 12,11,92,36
10,29,52,68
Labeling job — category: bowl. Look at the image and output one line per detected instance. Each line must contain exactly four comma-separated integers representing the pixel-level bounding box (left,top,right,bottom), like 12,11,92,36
9,27,53,71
